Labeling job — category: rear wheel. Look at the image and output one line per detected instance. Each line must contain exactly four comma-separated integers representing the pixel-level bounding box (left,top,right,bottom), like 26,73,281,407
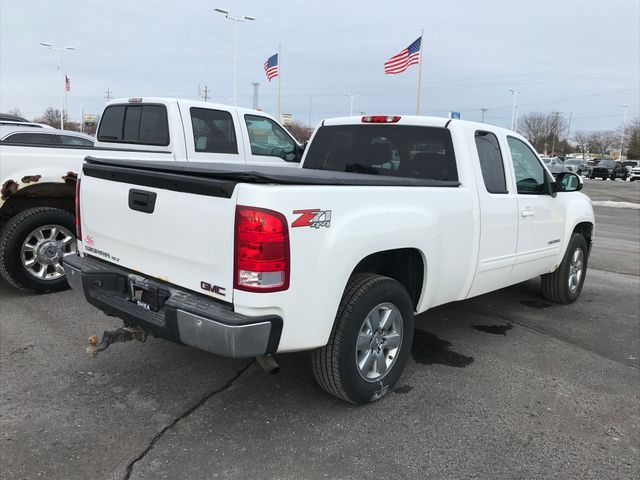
311,274,414,404
0,207,76,292
541,233,588,304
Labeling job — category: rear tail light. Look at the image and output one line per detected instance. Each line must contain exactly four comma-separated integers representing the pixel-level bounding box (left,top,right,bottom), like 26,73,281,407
75,177,82,240
362,115,401,123
234,206,289,292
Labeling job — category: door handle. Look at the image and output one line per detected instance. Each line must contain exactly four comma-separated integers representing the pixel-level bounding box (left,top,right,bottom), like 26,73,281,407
521,208,535,217
128,189,157,214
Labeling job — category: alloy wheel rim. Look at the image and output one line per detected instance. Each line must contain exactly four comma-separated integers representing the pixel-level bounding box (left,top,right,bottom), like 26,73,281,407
568,248,584,294
355,302,403,383
21,224,76,281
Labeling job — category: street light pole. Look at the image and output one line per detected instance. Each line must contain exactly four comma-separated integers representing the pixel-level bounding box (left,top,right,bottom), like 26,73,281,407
40,42,76,129
509,89,520,131
214,8,255,106
345,94,360,116
618,104,629,161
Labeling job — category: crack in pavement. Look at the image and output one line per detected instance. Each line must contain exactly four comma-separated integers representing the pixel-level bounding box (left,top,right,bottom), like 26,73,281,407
123,360,255,480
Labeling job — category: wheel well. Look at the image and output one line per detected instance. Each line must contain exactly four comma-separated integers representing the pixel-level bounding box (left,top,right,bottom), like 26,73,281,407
573,222,593,251
351,248,424,309
0,183,75,225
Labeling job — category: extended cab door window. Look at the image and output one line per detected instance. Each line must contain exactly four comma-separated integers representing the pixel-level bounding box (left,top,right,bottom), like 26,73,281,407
190,107,238,154
475,131,507,194
244,115,297,162
507,137,549,194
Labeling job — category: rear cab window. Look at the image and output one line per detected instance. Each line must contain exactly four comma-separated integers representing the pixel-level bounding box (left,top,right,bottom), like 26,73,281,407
98,104,169,146
303,124,458,181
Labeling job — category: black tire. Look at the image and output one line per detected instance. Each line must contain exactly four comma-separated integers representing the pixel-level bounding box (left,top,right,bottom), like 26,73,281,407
610,173,616,181
311,274,415,404
541,233,588,304
0,207,76,292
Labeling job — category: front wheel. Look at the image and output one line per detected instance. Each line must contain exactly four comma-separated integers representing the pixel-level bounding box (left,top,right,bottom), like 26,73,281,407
541,233,588,304
311,274,414,404
0,207,77,292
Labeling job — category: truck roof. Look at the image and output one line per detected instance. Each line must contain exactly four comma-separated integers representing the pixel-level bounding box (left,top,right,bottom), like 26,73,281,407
106,97,279,120
321,115,515,135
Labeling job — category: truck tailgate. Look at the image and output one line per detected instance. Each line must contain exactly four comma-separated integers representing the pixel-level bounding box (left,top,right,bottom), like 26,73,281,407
79,162,236,303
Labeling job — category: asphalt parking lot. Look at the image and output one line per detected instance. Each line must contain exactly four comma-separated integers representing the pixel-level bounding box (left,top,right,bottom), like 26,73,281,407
1,179,638,480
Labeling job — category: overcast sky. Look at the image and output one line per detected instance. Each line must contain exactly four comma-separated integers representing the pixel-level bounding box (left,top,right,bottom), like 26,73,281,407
1,0,638,131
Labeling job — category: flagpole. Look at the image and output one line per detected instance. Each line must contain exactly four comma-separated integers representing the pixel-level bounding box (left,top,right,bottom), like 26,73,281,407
416,29,424,115
277,44,281,122
64,74,69,126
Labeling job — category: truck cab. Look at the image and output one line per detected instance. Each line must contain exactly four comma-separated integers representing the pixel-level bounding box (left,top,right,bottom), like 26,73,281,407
95,98,304,166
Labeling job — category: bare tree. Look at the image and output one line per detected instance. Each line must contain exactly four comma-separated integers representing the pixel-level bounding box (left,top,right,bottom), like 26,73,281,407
620,117,640,159
5,108,25,120
519,111,568,154
34,107,62,128
287,121,313,143
573,131,590,159
586,131,617,158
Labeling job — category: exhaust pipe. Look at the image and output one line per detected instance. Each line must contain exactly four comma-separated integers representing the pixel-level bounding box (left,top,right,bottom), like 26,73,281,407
256,355,280,375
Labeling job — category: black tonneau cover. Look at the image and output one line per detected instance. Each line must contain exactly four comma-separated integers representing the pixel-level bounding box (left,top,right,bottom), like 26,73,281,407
83,156,460,188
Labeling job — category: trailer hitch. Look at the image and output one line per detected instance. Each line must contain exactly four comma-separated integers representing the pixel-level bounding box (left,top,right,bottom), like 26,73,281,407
86,326,148,357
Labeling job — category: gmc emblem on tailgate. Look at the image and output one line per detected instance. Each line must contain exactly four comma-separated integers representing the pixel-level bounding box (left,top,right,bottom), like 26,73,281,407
200,281,226,296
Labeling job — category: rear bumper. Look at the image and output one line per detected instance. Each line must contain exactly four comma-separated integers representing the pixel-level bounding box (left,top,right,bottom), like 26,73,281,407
63,255,282,358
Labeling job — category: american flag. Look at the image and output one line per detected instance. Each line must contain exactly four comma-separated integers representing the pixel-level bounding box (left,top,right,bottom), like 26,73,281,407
384,37,422,75
65,75,71,92
264,53,279,82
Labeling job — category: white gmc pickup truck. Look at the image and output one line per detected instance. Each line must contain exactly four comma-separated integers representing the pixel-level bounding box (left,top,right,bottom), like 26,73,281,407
0,98,301,292
64,115,594,404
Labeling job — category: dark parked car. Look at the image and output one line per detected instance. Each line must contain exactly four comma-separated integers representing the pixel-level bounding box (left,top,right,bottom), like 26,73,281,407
589,160,628,180
564,158,590,176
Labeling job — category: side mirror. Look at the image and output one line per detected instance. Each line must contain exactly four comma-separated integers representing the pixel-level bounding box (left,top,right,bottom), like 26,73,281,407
287,142,306,163
555,172,582,192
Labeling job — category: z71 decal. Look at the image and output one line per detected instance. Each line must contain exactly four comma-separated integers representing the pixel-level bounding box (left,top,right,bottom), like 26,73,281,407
292,209,332,229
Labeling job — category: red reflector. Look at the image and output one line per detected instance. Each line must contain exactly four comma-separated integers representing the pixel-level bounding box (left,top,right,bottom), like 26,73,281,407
234,206,290,292
75,177,82,240
362,115,401,123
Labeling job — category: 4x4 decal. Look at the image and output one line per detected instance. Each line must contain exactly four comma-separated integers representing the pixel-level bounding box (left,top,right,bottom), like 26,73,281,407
292,209,332,229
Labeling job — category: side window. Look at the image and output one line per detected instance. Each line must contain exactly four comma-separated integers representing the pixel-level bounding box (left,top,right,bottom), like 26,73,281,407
97,104,169,146
475,131,507,194
244,115,296,160
190,107,238,154
2,133,59,145
59,135,94,146
507,136,548,195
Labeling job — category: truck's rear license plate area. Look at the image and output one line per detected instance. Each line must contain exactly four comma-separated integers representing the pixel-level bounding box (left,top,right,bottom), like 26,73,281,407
129,278,168,312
